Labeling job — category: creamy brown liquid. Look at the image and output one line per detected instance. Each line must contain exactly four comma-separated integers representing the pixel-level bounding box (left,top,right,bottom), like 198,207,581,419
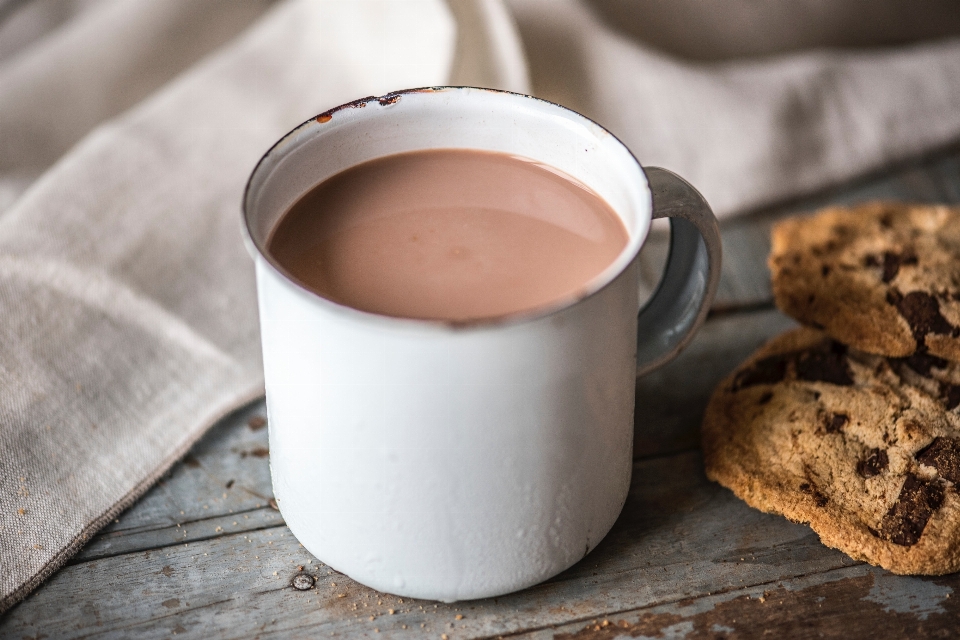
267,149,629,322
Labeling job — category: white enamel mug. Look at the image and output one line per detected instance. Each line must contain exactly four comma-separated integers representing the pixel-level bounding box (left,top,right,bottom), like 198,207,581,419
242,87,721,602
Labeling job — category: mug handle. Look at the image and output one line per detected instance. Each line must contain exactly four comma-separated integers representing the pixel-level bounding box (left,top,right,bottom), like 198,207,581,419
635,167,722,377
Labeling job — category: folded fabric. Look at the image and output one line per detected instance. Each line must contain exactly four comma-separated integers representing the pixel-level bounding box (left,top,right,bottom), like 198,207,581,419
0,0,467,612
508,0,960,216
0,0,278,212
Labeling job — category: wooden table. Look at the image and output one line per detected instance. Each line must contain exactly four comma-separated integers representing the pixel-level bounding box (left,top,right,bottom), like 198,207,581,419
4,146,960,639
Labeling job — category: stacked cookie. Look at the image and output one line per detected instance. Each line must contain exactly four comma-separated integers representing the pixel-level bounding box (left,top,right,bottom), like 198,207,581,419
702,202,960,575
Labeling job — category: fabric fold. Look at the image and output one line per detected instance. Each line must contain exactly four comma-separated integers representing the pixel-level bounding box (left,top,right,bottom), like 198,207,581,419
508,0,960,216
0,0,459,612
0,0,277,210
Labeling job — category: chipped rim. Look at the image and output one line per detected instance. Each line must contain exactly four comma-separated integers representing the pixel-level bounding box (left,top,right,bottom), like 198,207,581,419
241,86,651,331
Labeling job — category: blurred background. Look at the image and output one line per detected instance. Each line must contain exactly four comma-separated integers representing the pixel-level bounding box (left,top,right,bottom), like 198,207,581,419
2,0,959,218
586,0,960,60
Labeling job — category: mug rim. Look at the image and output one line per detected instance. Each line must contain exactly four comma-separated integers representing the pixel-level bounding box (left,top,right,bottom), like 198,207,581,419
242,86,651,331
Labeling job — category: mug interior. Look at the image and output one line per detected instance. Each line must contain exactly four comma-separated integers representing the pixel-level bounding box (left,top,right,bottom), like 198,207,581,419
243,87,651,321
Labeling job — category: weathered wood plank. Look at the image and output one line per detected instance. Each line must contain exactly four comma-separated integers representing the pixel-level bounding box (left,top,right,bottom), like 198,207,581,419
72,506,284,564
517,564,959,639
633,307,796,458
1,450,861,639
69,404,277,562
12,450,960,640
97,404,273,533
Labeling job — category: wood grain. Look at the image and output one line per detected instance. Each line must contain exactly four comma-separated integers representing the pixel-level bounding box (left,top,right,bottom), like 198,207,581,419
529,565,960,640
70,405,279,564
4,449,860,639
634,308,795,458
638,144,960,311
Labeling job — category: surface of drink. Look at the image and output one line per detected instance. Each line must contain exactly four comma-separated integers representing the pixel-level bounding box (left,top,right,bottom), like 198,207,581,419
267,148,629,322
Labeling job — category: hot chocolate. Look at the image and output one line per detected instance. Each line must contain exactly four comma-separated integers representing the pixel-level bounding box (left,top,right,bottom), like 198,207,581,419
267,148,628,322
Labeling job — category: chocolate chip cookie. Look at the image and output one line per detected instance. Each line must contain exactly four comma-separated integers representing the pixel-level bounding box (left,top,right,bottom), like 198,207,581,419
702,326,960,574
770,202,960,362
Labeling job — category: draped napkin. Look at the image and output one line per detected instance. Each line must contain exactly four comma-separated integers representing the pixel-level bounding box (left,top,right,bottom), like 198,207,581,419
0,0,467,612
2,0,960,612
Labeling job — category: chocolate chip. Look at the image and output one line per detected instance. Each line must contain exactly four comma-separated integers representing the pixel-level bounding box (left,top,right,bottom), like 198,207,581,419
881,250,917,283
857,449,888,478
941,384,960,411
897,351,949,376
865,254,880,267
758,391,773,405
882,252,900,283
879,474,944,546
916,437,960,483
821,264,831,277
893,291,957,340
881,253,899,283
733,354,789,390
795,344,854,386
825,413,849,433
735,341,854,393
799,481,829,507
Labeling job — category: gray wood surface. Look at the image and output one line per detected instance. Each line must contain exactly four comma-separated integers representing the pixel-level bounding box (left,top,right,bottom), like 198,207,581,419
637,143,960,311
3,144,960,638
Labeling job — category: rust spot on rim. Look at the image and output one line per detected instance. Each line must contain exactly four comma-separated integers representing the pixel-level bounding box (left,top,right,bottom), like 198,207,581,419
343,96,373,109
316,87,448,125
314,94,389,124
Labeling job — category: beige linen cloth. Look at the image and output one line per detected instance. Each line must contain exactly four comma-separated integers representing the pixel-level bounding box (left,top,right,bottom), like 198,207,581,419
1,0,959,613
